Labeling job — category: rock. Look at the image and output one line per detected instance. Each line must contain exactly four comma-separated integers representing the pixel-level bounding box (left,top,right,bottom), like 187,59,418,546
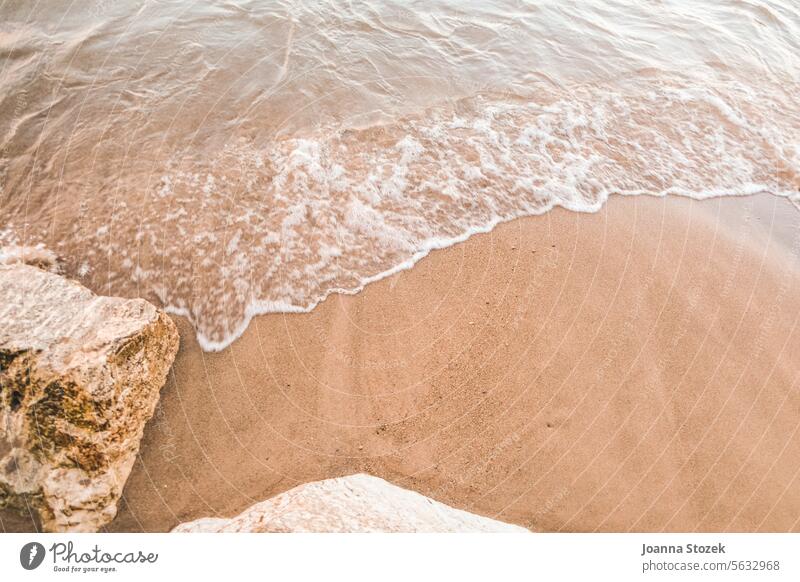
172,474,529,533
0,264,179,532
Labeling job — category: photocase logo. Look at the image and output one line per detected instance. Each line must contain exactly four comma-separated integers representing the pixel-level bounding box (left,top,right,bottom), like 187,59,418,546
20,542,46,570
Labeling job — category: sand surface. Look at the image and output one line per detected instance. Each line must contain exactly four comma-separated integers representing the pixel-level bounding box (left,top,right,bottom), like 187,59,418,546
2,194,799,532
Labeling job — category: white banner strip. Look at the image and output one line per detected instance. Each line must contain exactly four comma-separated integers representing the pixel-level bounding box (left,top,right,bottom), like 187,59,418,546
1,533,798,581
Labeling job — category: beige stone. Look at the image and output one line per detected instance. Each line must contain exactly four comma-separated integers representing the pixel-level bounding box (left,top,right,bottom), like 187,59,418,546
0,264,179,532
173,474,529,533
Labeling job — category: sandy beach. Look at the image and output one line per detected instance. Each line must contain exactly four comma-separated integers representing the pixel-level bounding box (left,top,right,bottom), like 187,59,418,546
6,193,796,533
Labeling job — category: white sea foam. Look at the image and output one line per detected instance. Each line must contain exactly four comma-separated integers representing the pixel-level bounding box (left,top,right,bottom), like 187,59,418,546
1,3,799,352
0,244,60,272
118,74,799,351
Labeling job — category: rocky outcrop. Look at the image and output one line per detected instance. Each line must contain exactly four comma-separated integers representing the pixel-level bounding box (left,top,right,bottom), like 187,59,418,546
0,264,179,532
172,474,528,533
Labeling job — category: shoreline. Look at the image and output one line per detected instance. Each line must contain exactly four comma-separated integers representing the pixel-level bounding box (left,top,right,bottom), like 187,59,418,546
2,193,799,533
171,191,800,354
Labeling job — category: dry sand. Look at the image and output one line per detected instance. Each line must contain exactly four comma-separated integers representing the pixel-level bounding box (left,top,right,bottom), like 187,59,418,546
2,194,799,532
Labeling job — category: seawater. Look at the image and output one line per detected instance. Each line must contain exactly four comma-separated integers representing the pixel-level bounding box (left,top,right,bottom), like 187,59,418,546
1,1,798,350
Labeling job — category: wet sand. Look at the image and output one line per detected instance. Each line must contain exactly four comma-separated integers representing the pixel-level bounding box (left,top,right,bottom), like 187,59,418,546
3,193,799,532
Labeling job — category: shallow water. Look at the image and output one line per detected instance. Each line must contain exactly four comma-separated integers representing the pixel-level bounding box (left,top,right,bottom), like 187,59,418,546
1,0,798,349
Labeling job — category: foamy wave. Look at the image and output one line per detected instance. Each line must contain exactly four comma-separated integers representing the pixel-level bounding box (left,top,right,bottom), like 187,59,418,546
39,74,800,350
0,244,61,273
